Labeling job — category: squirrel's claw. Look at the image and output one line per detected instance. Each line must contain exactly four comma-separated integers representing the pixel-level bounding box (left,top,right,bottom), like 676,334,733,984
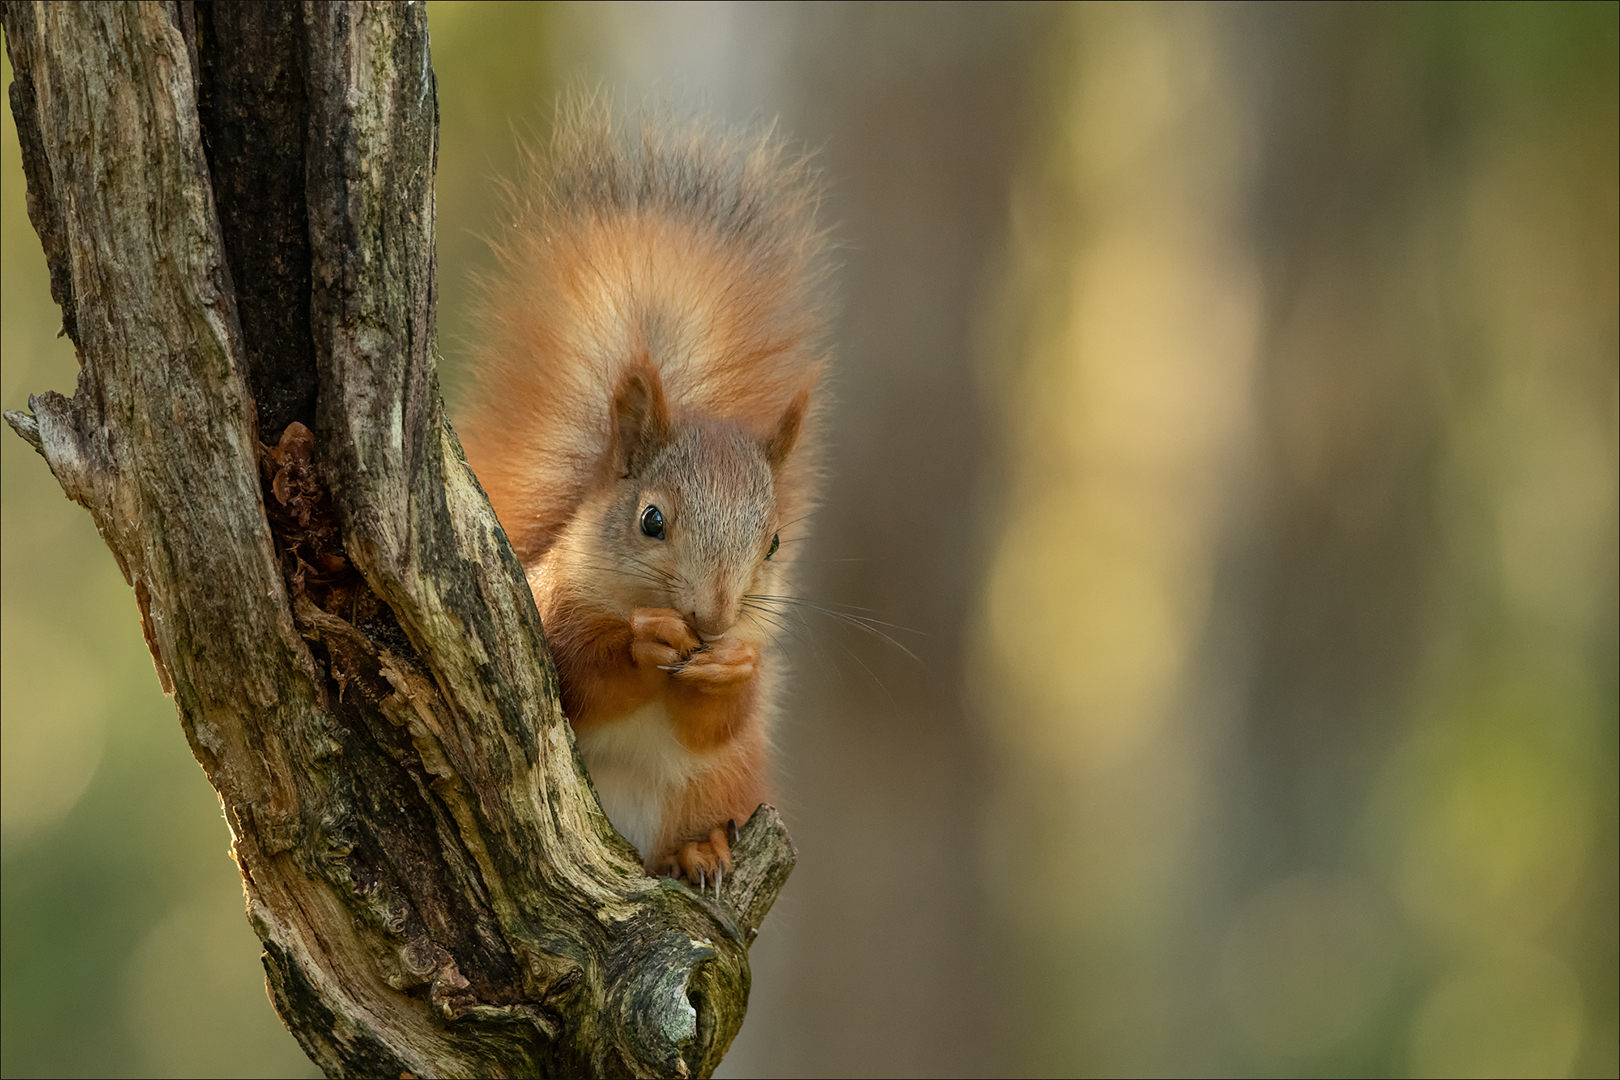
665,829,735,892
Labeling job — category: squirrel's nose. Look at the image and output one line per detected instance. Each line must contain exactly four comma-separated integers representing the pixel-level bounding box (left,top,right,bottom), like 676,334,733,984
689,607,732,640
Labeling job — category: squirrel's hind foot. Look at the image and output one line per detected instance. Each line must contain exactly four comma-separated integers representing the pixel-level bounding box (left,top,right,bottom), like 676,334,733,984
659,825,735,893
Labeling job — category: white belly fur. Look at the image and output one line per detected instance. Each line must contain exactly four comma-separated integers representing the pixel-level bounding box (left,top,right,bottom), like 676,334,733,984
573,701,710,861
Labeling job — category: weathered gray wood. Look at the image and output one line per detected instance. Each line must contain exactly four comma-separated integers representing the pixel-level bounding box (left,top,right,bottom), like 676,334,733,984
1,3,794,1076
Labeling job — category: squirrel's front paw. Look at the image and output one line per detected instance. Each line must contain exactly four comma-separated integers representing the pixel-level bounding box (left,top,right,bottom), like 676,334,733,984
674,637,758,693
630,608,701,671
659,825,735,892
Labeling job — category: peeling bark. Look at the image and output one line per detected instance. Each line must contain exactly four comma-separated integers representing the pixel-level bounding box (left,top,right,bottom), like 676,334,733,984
0,3,793,1077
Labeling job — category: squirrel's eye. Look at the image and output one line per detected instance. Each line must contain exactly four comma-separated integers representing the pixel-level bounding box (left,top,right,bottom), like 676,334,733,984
766,532,779,560
640,505,666,540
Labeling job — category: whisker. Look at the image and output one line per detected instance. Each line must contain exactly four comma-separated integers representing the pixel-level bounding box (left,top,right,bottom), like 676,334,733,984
742,606,801,649
738,600,844,684
748,595,923,637
822,614,923,664
749,594,921,629
744,598,807,635
779,595,850,689
744,593,925,665
829,628,895,703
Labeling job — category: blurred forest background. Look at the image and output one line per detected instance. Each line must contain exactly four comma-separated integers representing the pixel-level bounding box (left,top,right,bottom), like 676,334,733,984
2,3,1614,1077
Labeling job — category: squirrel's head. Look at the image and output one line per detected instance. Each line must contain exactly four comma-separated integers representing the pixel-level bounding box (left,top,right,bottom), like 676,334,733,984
566,360,808,641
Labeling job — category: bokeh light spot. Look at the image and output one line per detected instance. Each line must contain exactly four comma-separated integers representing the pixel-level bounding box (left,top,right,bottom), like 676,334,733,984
1409,949,1585,1079
1221,873,1397,1059
123,891,315,1078
1,608,107,848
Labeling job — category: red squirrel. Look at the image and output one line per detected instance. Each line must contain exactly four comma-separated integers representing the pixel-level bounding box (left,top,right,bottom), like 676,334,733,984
457,103,828,887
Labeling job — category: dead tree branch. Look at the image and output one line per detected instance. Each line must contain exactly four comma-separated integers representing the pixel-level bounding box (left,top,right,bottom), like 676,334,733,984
1,3,793,1076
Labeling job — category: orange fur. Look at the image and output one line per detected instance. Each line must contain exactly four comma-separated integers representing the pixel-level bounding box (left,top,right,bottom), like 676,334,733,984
460,105,828,566
458,100,829,881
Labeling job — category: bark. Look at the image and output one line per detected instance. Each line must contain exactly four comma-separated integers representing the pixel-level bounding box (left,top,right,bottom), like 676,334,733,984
0,3,794,1077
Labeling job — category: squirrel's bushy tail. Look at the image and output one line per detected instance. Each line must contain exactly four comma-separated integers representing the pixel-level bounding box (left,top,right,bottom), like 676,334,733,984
458,95,832,564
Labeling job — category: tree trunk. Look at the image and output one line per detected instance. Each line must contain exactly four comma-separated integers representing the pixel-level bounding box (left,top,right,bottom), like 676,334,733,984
0,3,794,1077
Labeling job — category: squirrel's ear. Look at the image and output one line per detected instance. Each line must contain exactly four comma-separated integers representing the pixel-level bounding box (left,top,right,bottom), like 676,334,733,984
763,382,812,471
609,359,672,478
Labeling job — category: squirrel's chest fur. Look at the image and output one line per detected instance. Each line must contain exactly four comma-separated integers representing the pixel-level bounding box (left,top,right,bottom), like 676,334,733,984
572,701,711,858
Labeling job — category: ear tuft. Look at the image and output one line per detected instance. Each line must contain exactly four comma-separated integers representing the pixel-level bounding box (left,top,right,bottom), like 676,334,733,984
608,358,672,478
763,382,812,471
